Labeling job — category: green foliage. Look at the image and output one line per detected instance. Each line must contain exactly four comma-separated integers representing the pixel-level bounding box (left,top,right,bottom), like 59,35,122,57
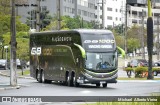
113,30,125,49
0,0,10,15
124,67,134,71
0,15,29,34
2,32,29,61
152,67,160,71
0,15,11,35
44,15,101,31
126,25,147,53
127,38,140,53
135,67,148,72
16,16,30,32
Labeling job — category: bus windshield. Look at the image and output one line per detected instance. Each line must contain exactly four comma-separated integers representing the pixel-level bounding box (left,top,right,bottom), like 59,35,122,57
85,52,117,70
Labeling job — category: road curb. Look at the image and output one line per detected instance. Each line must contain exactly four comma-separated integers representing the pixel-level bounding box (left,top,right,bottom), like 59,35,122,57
0,72,34,80
0,85,21,90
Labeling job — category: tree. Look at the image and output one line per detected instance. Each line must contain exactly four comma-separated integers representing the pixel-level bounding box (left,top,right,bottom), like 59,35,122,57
0,0,10,15
127,38,140,53
44,15,100,31
2,32,29,60
126,24,147,53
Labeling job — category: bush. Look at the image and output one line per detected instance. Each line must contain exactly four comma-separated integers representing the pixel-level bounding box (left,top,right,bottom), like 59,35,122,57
135,67,148,72
135,67,148,78
152,67,160,71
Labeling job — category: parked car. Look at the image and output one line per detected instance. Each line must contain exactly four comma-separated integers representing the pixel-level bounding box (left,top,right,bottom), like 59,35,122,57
153,61,160,76
7,59,27,69
128,59,148,67
153,61,160,66
0,59,9,70
26,61,30,68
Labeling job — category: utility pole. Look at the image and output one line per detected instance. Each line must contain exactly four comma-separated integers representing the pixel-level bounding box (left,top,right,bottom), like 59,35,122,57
74,0,77,17
97,0,105,29
57,0,61,30
102,0,105,29
10,0,17,86
124,3,128,59
141,9,145,59
36,0,40,32
157,15,160,60
147,0,154,80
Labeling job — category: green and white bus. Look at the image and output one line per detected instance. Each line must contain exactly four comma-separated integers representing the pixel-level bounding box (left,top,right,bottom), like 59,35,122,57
30,29,119,87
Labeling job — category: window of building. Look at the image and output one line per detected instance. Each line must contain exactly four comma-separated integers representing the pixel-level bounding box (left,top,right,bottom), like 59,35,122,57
88,3,94,9
78,9,81,15
115,17,118,21
100,15,102,19
95,6,97,9
115,9,118,12
68,0,74,4
82,10,87,16
107,7,112,11
100,6,102,10
95,15,97,18
107,16,112,20
41,6,47,11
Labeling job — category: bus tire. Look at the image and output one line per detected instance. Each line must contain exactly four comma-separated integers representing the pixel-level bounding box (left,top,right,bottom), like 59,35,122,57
67,75,72,86
41,70,52,83
96,83,100,87
37,70,42,83
65,72,71,86
73,75,79,87
70,73,74,87
102,83,107,88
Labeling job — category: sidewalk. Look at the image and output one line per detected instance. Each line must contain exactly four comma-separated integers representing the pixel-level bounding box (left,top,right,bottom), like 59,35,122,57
0,69,32,90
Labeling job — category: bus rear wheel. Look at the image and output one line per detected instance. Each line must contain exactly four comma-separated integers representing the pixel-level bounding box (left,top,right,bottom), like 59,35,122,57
37,70,42,83
66,74,72,86
96,83,100,87
41,70,52,83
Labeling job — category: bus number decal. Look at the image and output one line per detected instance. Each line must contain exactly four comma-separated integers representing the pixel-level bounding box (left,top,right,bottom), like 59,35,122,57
31,47,41,55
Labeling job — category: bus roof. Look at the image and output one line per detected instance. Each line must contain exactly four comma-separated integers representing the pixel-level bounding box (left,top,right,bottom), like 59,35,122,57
73,29,113,34
30,29,113,36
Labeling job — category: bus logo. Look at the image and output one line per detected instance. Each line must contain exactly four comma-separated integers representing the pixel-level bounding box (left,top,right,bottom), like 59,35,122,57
31,47,41,55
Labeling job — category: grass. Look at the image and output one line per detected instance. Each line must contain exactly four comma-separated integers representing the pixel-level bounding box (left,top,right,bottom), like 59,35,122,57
18,69,30,76
84,102,160,105
118,77,160,80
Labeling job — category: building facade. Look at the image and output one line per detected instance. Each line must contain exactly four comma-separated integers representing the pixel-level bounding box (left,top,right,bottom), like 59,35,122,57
16,0,96,29
95,0,126,29
127,0,160,28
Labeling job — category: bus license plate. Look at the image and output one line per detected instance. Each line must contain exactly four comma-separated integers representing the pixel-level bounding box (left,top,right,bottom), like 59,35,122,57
100,81,106,84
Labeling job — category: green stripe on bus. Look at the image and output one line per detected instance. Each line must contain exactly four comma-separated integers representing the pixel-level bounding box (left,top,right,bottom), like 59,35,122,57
74,43,86,58
117,46,125,58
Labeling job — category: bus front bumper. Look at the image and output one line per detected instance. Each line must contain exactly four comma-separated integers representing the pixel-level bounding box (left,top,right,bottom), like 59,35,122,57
77,69,118,84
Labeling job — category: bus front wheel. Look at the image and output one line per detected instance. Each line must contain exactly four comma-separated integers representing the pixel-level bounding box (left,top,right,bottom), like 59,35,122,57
102,83,107,88
73,76,79,87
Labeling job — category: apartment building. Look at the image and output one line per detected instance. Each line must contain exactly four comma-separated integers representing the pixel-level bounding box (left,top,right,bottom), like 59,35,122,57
127,0,160,28
95,0,126,28
16,0,96,29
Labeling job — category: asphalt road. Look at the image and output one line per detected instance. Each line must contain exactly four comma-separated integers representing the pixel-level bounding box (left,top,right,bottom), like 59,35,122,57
0,74,160,96
0,69,160,105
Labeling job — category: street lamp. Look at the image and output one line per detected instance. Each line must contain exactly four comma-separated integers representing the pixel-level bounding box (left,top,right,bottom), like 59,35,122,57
4,46,9,69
